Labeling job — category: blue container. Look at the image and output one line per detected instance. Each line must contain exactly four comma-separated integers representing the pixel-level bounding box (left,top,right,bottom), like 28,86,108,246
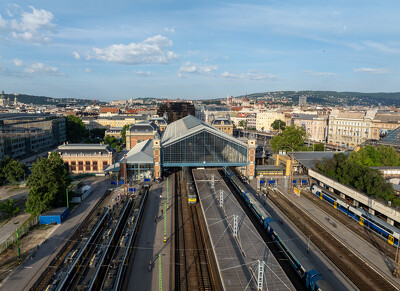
302,179,308,185
39,207,69,225
144,178,150,182
268,180,275,184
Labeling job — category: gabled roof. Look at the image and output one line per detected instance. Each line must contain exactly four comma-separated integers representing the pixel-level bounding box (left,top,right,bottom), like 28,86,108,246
121,139,154,164
378,126,400,145
161,115,246,147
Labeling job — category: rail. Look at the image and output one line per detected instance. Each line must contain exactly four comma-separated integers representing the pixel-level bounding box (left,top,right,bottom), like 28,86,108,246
55,207,110,291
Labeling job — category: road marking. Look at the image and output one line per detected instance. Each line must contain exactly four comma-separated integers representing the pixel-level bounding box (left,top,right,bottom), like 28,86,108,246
24,267,32,269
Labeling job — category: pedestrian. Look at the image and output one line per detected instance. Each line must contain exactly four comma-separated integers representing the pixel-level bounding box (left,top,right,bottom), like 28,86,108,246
154,216,157,223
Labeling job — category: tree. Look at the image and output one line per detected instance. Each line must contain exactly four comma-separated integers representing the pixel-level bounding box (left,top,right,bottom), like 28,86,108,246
271,119,286,131
66,115,86,143
3,159,26,184
270,125,307,153
377,145,400,166
0,199,20,218
0,156,11,185
26,152,70,216
121,124,130,144
238,120,246,129
313,143,325,151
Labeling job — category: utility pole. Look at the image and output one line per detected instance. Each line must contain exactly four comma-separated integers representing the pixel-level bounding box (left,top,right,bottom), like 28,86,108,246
166,178,169,208
124,154,127,195
16,228,21,265
159,254,162,291
163,203,167,243
66,189,69,208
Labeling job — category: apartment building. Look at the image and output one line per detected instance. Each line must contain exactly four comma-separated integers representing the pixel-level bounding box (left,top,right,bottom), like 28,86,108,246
0,113,66,160
327,109,376,148
256,111,285,132
371,113,400,140
292,114,328,143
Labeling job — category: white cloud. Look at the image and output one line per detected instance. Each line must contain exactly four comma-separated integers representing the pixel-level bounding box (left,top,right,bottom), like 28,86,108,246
177,72,186,78
84,68,92,73
6,9,13,18
13,58,23,66
134,70,152,76
9,6,54,43
0,15,8,31
187,50,199,56
164,27,175,33
24,62,61,75
354,67,392,74
221,71,277,80
302,70,335,77
363,41,400,55
89,35,177,64
73,52,81,60
178,62,218,75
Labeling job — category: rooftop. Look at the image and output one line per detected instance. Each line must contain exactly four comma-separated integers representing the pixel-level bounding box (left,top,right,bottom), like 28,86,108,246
162,115,246,147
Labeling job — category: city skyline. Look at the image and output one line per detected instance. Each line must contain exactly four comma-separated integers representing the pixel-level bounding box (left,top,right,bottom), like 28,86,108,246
0,0,399,101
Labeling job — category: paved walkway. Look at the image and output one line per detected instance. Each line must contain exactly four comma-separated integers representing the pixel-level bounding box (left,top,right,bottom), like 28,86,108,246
125,177,174,291
0,177,111,291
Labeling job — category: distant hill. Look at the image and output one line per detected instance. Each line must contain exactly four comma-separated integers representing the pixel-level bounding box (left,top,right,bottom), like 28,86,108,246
2,93,106,106
235,91,400,106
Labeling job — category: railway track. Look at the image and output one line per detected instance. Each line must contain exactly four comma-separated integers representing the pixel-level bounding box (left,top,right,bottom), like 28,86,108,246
301,186,397,261
32,189,111,291
175,170,213,291
267,187,398,291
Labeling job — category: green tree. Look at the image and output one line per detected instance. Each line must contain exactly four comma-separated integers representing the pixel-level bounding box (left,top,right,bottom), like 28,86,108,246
121,124,130,144
271,119,286,131
238,120,247,129
313,143,325,151
66,115,86,143
0,156,11,185
270,125,307,153
3,159,26,184
0,199,20,218
26,152,70,216
377,145,400,166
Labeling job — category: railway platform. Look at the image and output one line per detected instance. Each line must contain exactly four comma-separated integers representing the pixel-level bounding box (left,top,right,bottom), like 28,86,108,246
124,177,174,291
193,168,295,291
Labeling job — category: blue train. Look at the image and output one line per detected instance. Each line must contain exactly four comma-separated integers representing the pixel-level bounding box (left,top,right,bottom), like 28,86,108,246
225,168,323,291
310,184,400,247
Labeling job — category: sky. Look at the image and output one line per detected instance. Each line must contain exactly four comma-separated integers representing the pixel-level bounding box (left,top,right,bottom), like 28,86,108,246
0,0,400,101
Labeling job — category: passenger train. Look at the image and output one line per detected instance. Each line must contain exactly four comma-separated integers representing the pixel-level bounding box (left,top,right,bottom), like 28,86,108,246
225,168,323,291
310,184,400,247
183,167,197,204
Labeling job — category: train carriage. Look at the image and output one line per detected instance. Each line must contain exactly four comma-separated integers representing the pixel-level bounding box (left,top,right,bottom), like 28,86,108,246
311,184,400,246
226,168,323,291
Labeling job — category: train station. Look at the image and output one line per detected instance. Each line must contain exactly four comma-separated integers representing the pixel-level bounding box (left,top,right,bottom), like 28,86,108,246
107,114,258,181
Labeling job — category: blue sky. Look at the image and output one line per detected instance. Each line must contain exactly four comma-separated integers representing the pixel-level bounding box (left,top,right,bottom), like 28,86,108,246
0,0,399,100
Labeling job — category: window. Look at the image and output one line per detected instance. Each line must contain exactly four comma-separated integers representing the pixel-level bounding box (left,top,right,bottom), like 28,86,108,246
71,161,76,171
78,161,83,171
85,161,91,171
93,161,98,171
103,161,108,169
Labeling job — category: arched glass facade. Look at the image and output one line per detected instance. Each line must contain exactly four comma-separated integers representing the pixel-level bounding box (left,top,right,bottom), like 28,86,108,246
162,129,247,167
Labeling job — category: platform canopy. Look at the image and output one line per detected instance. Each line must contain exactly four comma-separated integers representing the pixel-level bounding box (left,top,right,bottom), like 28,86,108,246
161,115,248,167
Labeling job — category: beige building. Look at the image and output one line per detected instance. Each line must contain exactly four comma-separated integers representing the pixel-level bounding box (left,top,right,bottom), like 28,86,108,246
126,121,159,150
56,144,117,173
370,113,400,140
327,109,376,148
256,111,285,132
211,117,234,135
292,114,328,143
95,114,147,128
